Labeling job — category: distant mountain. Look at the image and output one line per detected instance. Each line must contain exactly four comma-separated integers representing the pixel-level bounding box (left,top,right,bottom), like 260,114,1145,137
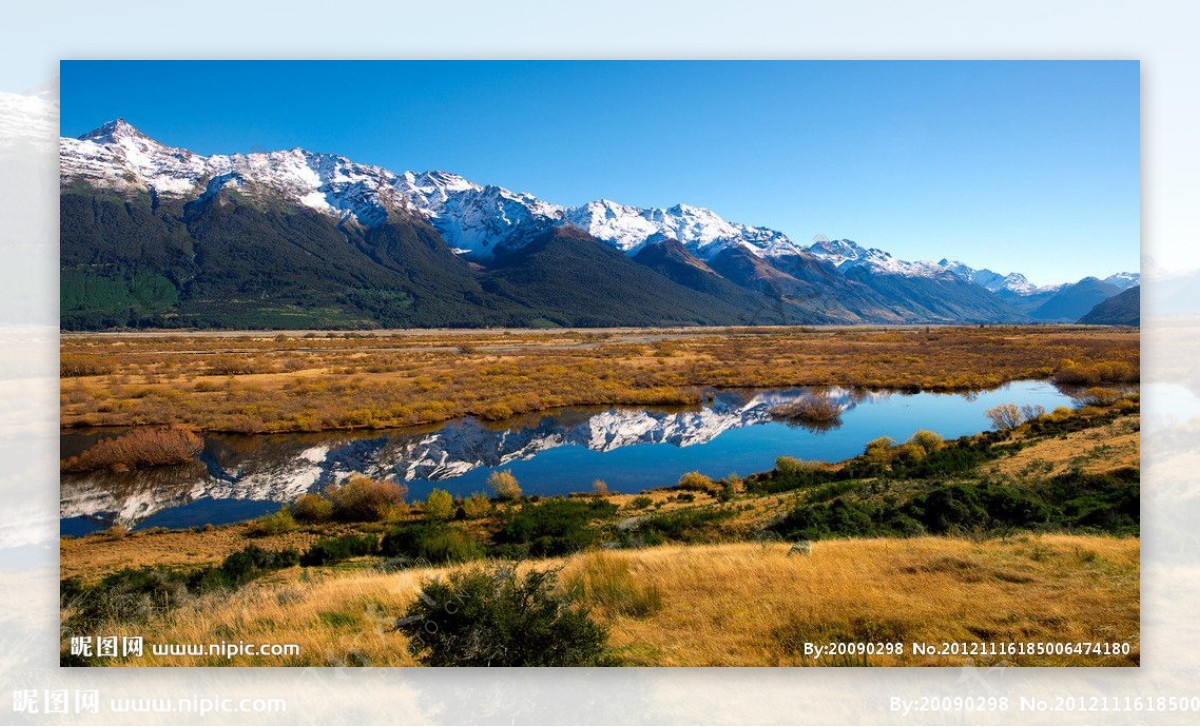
939,258,1049,295
58,119,1129,329
807,240,1026,323
478,226,765,327
1030,277,1122,322
1079,286,1140,326
1103,272,1141,291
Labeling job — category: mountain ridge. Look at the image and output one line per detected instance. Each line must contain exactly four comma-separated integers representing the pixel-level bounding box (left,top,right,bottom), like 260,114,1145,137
59,119,1136,329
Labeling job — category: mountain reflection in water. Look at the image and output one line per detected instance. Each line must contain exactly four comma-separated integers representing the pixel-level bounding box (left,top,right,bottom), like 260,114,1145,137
61,381,1082,534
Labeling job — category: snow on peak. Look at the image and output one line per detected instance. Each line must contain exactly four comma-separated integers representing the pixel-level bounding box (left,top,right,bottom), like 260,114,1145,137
1103,272,1140,291
939,258,1058,295
62,122,811,260
808,239,950,279
78,118,147,144
562,199,802,259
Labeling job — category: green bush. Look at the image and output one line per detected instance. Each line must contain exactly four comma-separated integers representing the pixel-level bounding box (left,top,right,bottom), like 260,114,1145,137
62,545,299,632
246,508,298,537
423,488,454,520
495,498,617,557
634,507,734,544
292,493,334,523
300,534,378,566
380,523,485,565
397,566,612,666
461,492,492,519
908,430,944,453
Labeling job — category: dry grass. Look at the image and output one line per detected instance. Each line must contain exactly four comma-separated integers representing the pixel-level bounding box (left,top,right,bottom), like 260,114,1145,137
69,535,1138,667
59,523,322,583
59,326,1139,433
60,426,201,472
991,413,1141,478
771,395,842,424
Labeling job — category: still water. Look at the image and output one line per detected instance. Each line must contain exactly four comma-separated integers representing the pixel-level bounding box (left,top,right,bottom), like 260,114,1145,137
61,380,1082,535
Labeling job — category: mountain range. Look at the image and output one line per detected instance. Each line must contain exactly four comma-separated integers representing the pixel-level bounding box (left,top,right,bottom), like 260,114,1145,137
59,120,1139,329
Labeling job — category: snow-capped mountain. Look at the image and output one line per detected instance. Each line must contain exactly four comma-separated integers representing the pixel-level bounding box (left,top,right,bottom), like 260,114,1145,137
61,119,422,228
1104,272,1140,291
59,119,1137,328
807,238,951,279
938,259,1053,295
562,199,802,258
59,120,804,261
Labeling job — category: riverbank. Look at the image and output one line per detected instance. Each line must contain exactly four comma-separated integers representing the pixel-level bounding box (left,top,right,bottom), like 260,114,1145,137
60,326,1138,434
61,398,1141,666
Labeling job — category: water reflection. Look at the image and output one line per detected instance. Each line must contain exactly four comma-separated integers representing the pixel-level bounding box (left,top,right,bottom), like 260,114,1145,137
61,381,1085,534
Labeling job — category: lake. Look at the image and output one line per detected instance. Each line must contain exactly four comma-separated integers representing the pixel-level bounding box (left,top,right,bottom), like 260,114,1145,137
61,380,1084,535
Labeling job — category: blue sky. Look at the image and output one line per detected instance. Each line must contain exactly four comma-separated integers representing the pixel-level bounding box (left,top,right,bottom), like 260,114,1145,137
60,61,1139,284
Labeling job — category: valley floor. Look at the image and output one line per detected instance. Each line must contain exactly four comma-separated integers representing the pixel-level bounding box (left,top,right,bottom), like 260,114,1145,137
60,325,1138,433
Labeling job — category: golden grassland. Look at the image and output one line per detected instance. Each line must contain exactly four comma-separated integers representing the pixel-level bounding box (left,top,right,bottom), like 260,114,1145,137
66,536,1138,667
60,325,1139,433
991,413,1140,478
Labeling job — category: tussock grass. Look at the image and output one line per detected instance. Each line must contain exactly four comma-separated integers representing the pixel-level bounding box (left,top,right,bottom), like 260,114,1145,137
60,326,1138,433
61,426,201,472
67,535,1137,667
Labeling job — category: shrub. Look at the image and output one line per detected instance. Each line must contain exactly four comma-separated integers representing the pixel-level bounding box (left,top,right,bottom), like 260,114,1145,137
247,508,298,537
565,553,663,618
985,404,1024,431
62,546,299,632
771,395,842,426
496,498,617,557
865,436,894,454
908,430,944,453
60,354,114,377
1054,359,1138,386
397,566,611,666
213,545,300,586
423,488,454,520
381,523,484,565
775,456,808,477
591,479,609,497
487,470,522,501
891,442,927,464
299,534,378,566
327,474,407,522
677,471,716,492
461,492,492,519
61,426,202,472
1081,387,1122,406
292,493,333,523
634,507,734,544
1020,404,1046,422
629,496,653,510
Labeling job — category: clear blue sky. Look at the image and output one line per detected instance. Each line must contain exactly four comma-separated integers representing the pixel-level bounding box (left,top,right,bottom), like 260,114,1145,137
60,61,1139,284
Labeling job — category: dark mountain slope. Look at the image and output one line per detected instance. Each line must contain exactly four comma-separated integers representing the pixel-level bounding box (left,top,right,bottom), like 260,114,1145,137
1079,285,1140,326
61,185,519,329
479,226,773,327
839,267,1026,324
1031,277,1121,323
630,237,819,322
